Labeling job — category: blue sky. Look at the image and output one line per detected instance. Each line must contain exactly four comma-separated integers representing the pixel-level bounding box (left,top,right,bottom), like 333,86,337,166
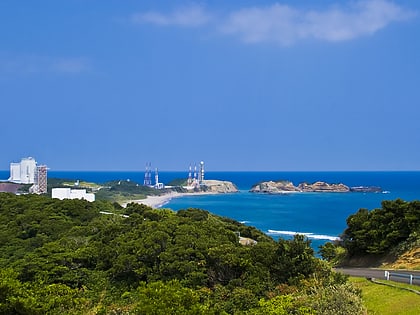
1,0,419,171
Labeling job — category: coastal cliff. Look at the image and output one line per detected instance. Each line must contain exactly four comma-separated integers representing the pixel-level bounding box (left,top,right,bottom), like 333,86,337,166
298,181,350,192
201,180,238,193
250,180,300,193
250,180,350,193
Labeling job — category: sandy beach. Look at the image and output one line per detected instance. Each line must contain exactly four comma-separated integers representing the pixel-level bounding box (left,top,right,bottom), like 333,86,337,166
132,192,181,208
123,191,223,209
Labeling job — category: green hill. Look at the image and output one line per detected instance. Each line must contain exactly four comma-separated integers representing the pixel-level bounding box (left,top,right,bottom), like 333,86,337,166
0,193,365,314
320,199,420,268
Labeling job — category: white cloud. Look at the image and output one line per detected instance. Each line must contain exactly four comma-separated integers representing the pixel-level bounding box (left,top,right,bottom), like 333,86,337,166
131,5,211,27
132,1,416,45
222,0,416,44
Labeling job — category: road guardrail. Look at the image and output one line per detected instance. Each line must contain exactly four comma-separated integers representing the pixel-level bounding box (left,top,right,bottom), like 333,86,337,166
385,270,420,285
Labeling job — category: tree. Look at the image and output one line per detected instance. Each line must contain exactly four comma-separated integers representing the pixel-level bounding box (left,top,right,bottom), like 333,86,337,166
271,235,317,284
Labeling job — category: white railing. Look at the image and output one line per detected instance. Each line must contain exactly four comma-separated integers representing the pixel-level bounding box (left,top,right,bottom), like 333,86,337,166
385,270,420,285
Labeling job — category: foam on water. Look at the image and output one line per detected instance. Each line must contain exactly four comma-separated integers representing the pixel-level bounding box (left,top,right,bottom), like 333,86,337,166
267,229,341,241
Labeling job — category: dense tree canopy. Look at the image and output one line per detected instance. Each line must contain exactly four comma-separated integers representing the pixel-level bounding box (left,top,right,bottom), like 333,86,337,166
341,199,420,256
0,193,363,314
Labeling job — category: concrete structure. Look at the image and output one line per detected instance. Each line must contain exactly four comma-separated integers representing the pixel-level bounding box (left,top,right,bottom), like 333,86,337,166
9,157,37,184
52,188,95,202
30,165,48,194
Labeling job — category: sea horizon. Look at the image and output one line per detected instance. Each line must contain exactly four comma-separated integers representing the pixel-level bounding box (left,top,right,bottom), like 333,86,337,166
2,170,419,250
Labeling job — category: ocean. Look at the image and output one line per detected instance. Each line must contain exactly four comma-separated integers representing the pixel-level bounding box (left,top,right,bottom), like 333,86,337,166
1,170,419,251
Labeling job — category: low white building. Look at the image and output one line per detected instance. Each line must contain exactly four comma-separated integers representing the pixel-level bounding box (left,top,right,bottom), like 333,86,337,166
52,188,95,202
9,157,37,184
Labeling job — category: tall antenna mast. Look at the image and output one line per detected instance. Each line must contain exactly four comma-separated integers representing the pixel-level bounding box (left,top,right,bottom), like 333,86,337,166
187,164,192,186
144,162,152,186
155,168,159,186
199,161,205,184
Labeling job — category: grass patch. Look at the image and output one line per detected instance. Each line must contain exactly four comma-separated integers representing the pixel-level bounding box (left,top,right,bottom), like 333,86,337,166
349,277,420,315
62,180,102,189
95,191,147,203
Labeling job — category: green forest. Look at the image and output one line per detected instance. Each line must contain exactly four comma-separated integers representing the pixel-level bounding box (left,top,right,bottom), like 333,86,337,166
320,199,420,265
0,193,366,314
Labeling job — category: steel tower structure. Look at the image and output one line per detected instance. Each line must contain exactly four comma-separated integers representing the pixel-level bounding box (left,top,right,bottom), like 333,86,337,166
187,164,193,186
199,161,205,184
144,162,152,186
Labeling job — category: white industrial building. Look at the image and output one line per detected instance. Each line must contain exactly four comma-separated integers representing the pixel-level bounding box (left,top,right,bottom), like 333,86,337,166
9,157,37,184
52,188,95,202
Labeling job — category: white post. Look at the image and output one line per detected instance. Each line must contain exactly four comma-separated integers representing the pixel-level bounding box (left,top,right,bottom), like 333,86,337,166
410,274,413,285
385,271,389,280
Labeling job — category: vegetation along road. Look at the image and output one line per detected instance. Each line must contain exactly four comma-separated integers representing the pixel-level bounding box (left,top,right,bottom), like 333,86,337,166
336,268,420,286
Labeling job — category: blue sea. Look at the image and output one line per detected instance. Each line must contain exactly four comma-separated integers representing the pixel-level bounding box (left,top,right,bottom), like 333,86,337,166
1,170,420,250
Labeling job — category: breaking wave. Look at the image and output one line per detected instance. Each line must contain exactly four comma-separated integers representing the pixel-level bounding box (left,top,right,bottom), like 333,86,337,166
267,230,341,241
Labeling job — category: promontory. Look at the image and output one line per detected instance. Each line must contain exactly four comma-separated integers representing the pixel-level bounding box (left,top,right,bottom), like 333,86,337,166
194,180,238,193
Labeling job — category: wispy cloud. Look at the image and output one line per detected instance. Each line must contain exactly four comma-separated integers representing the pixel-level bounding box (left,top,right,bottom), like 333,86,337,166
131,0,416,45
0,54,90,76
130,5,211,27
222,0,416,44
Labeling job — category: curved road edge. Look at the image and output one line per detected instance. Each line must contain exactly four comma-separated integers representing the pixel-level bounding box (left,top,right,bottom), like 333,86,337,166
335,267,420,286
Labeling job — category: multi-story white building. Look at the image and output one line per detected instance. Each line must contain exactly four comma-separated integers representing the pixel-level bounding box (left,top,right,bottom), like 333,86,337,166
9,157,37,184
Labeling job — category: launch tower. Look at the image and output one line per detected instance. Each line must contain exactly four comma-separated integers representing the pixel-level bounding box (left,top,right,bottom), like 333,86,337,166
199,161,205,184
144,163,152,186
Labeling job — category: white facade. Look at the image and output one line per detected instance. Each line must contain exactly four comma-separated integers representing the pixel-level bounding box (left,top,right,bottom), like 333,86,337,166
9,163,21,182
52,188,95,202
9,157,37,184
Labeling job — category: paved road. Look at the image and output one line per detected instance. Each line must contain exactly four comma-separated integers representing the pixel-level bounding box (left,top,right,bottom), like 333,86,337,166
335,268,420,286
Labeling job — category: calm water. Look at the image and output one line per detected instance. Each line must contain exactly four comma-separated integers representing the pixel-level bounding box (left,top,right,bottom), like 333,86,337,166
2,170,419,250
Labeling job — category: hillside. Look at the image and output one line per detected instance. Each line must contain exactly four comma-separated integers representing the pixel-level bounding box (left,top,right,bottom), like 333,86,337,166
0,192,365,314
320,199,420,270
385,245,420,270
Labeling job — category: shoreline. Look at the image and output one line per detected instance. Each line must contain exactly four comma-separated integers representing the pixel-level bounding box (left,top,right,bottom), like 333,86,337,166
123,191,225,209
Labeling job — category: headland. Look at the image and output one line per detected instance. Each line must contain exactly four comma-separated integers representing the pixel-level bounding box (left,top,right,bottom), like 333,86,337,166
124,179,238,208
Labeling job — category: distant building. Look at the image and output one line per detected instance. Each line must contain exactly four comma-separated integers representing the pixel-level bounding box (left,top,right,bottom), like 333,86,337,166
9,157,37,184
52,188,95,202
31,165,48,194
